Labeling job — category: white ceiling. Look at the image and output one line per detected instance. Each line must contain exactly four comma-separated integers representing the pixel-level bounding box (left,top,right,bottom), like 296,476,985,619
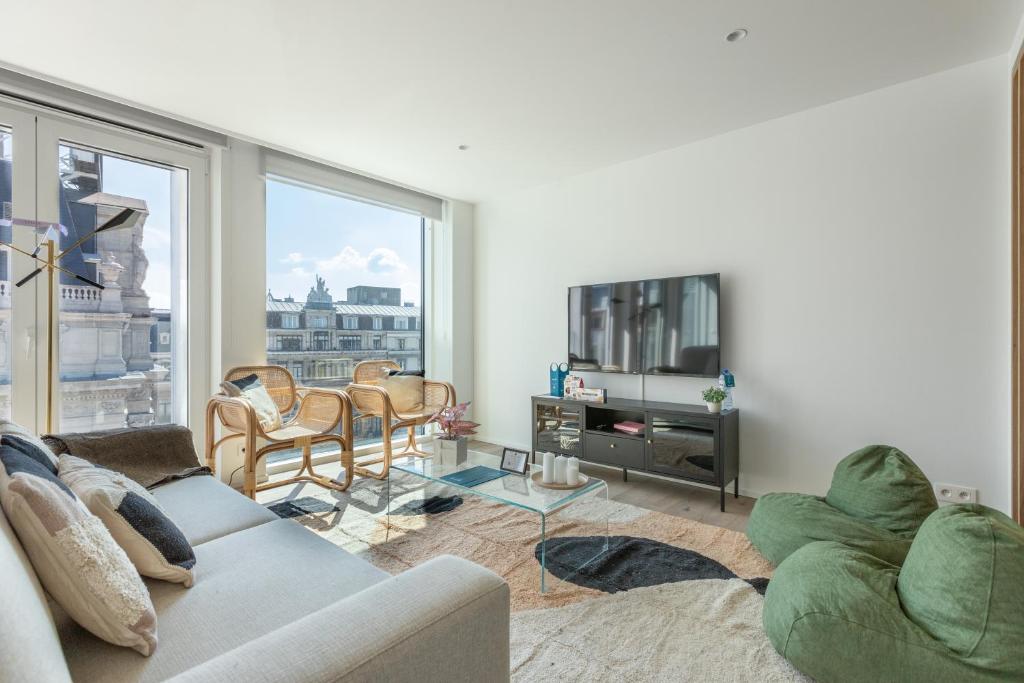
2,1,1022,202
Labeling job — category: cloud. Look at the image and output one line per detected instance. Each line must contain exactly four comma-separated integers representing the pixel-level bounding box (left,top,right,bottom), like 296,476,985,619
281,252,305,264
366,247,406,273
314,246,407,274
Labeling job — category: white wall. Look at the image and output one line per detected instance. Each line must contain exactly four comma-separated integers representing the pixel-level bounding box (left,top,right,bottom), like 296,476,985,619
473,57,1011,511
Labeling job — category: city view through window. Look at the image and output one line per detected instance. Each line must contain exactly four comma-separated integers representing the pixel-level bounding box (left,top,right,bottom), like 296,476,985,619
266,178,425,461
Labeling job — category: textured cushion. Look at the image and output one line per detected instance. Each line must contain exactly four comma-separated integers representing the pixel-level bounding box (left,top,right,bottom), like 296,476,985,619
220,374,283,432
747,492,913,566
825,444,937,536
0,442,157,656
897,505,1024,672
151,476,278,546
58,519,389,682
0,508,73,682
0,422,58,470
380,374,425,413
59,454,196,587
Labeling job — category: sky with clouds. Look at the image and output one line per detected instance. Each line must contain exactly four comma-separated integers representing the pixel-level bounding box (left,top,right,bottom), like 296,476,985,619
94,163,422,312
266,179,422,306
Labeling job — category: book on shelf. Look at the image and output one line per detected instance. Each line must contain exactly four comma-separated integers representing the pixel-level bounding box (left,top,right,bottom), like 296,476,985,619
612,421,644,435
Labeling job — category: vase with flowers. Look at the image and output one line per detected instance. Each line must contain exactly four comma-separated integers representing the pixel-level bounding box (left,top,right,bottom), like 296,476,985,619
428,401,479,465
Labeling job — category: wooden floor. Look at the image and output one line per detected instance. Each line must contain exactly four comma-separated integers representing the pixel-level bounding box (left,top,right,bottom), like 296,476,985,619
471,441,753,532
260,441,754,533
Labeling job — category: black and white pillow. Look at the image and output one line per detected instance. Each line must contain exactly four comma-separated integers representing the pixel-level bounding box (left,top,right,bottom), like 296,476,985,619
58,454,196,587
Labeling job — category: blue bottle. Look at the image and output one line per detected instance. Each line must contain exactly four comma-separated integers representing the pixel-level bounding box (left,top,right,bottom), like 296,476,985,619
550,363,569,396
719,369,735,410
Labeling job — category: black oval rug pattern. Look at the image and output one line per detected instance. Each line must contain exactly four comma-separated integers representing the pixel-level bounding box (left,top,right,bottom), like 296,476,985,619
536,535,769,595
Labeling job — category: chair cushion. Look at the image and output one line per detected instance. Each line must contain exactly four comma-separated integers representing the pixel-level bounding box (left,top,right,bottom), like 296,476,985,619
150,476,277,546
59,454,196,587
897,505,1024,671
58,519,390,682
380,375,424,413
747,492,912,566
220,374,283,432
825,444,937,536
763,541,983,682
0,441,157,656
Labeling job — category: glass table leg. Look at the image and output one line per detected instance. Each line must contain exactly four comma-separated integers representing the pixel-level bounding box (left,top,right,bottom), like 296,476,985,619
539,512,547,593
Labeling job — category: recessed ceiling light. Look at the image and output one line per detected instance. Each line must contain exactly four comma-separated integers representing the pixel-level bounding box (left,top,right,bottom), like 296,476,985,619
725,28,748,43
457,144,469,151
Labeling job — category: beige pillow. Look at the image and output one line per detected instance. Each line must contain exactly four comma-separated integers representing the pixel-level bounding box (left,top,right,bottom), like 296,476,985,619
380,375,425,413
220,374,283,432
0,440,157,655
59,454,196,587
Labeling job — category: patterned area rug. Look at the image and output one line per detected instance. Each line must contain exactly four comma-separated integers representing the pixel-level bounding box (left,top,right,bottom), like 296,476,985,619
266,473,808,682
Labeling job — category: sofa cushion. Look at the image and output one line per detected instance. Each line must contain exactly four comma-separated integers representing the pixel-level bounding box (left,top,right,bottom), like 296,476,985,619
150,475,277,546
0,441,158,656
0,509,72,682
220,374,283,432
58,518,389,682
825,444,937,536
380,374,425,413
59,454,196,587
747,492,913,566
0,421,59,470
897,505,1024,671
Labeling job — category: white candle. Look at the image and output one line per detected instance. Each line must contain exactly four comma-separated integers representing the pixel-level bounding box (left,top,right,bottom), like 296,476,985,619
566,456,580,486
554,455,568,485
542,452,556,484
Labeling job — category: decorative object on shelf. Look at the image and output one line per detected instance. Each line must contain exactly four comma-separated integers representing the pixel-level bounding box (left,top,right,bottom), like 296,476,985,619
549,362,569,397
500,447,530,475
702,386,727,414
566,456,580,485
1,199,145,431
576,387,607,403
613,420,644,436
542,451,556,483
563,374,585,399
530,470,590,490
429,401,479,467
718,368,736,410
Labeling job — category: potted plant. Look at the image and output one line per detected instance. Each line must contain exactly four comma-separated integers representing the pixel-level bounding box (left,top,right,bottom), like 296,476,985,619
702,387,727,414
427,401,479,465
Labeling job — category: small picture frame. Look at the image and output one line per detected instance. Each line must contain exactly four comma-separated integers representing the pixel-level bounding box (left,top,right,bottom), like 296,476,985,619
500,447,530,475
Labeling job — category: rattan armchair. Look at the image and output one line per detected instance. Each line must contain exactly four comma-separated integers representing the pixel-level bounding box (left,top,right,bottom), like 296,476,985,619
205,365,354,499
345,360,456,479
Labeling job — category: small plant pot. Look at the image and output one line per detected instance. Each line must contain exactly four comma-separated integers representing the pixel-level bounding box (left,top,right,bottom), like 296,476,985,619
706,401,722,414
434,435,468,466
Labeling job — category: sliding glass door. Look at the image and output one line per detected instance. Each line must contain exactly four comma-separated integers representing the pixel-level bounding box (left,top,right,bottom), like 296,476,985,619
0,101,207,435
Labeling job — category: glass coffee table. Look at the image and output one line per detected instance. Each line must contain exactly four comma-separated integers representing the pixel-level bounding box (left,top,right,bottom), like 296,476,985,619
387,449,610,593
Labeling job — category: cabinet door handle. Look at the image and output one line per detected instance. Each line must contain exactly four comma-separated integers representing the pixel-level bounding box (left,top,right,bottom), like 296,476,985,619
647,439,653,444
609,443,616,449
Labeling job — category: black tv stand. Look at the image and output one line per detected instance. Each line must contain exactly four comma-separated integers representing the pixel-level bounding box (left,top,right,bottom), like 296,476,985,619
531,394,739,511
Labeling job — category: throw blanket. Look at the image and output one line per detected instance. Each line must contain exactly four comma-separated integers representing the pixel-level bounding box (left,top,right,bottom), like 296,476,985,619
43,425,210,489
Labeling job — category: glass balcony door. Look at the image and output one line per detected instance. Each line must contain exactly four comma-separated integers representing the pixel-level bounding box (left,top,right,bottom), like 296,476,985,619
0,111,210,436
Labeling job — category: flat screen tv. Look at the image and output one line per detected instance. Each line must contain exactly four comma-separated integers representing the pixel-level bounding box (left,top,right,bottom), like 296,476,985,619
568,274,720,377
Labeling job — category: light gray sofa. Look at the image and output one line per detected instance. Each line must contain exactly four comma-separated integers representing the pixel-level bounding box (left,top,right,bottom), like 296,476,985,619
1,464,510,682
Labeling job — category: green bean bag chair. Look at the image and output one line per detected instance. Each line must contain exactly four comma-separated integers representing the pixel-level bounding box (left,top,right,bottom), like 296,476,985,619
747,444,937,566
763,505,1024,682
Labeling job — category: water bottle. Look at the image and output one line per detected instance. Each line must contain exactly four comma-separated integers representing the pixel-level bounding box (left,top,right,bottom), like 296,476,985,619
719,369,735,410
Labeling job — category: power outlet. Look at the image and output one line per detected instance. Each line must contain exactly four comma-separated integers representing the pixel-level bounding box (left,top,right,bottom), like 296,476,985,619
933,483,978,505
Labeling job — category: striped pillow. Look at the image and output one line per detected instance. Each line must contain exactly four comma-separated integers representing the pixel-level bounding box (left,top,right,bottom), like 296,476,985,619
59,454,196,587
0,438,157,655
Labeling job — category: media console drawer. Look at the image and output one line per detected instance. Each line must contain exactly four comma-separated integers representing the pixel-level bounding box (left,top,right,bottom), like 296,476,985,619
583,431,644,469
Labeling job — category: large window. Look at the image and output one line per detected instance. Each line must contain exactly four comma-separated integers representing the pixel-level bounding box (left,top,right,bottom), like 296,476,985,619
266,177,425,458
0,100,204,435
